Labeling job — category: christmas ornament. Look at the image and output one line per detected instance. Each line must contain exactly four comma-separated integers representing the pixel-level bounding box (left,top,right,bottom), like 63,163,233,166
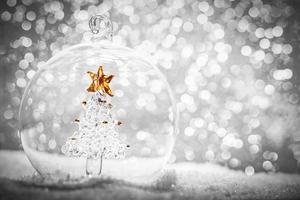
19,15,178,182
62,66,129,176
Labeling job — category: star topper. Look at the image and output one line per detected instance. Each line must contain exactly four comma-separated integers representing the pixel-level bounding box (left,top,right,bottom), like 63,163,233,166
87,66,114,96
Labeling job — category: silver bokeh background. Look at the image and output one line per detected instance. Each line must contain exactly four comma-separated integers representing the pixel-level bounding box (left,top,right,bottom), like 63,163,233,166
1,0,300,174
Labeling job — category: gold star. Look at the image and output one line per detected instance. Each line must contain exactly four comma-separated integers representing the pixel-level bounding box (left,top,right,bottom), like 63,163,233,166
86,66,114,96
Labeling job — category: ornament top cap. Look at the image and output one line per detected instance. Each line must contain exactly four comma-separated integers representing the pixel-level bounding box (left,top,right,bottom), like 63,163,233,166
89,15,113,41
87,66,114,97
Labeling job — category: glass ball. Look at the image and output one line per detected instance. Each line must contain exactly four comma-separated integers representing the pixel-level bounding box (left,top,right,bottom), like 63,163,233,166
19,41,178,183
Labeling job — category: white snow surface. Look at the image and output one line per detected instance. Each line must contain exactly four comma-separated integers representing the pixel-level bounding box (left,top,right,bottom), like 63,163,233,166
1,150,300,200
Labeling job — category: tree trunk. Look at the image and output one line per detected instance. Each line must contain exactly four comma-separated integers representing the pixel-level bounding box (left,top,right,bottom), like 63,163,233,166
85,154,103,177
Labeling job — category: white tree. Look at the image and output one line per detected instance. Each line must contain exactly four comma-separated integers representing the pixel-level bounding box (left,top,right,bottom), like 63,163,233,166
62,66,128,176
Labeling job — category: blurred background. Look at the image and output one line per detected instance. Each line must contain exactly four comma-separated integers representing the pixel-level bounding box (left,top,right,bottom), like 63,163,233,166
1,0,300,174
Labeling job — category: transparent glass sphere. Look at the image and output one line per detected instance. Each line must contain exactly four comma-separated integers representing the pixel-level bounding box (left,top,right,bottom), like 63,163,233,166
19,41,178,183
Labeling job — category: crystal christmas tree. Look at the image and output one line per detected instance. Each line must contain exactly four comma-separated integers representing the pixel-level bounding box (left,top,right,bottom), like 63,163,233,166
61,66,129,176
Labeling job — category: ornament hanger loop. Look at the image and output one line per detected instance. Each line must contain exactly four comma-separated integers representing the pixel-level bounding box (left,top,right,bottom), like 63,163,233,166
89,15,113,41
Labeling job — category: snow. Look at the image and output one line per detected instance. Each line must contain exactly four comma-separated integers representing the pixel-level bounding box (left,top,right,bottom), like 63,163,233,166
21,145,166,183
1,150,300,199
